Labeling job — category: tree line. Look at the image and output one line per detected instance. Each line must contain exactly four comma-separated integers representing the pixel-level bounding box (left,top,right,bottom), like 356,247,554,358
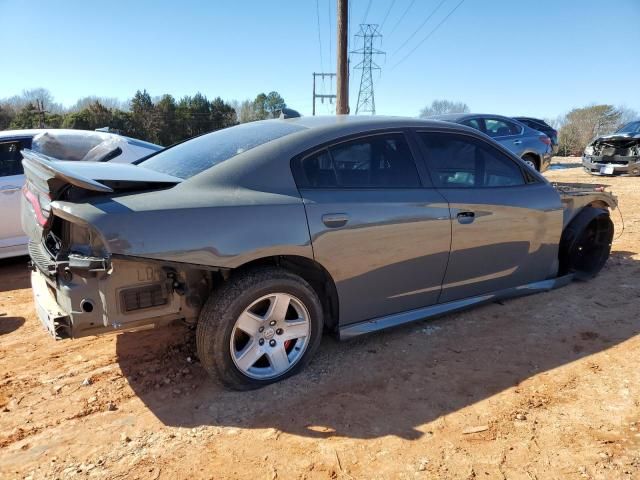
0,88,287,146
418,99,637,156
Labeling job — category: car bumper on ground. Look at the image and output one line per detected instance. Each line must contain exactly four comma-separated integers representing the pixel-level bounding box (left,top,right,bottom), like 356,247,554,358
582,155,640,176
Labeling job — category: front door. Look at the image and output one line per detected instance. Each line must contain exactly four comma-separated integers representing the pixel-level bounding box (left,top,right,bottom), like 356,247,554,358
0,139,29,256
416,131,563,303
294,132,452,325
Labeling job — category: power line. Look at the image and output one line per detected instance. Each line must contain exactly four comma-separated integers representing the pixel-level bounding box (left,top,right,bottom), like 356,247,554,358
392,0,465,69
361,0,373,24
315,0,325,74
380,0,397,30
392,0,447,56
328,0,333,71
387,0,416,37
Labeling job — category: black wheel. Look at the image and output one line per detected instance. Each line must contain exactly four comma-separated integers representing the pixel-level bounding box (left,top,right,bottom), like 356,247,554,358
559,208,614,280
196,267,323,390
521,154,539,171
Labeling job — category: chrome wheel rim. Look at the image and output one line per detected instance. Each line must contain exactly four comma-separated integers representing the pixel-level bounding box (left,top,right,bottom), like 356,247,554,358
524,158,537,170
230,293,311,380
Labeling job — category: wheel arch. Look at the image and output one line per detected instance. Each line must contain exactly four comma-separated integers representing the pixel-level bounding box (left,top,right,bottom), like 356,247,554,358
558,206,614,279
231,255,340,332
521,151,541,169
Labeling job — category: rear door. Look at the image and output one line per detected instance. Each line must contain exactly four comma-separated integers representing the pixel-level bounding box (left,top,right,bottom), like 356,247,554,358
416,131,563,303
293,131,452,325
0,138,30,255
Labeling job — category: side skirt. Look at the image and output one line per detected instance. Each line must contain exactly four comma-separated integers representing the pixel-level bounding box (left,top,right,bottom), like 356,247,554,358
338,274,574,340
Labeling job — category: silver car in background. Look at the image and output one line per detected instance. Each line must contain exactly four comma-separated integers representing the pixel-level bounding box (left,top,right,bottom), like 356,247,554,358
432,114,553,172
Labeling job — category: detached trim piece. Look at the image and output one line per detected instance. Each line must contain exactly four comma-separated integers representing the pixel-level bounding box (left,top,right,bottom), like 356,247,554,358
339,275,574,340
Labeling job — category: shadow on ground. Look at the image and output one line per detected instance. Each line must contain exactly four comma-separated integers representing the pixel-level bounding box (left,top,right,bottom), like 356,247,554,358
115,251,640,440
0,316,25,335
0,256,30,293
549,162,583,170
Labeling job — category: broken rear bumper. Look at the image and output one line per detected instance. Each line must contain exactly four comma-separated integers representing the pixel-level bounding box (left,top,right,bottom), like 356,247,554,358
31,269,72,340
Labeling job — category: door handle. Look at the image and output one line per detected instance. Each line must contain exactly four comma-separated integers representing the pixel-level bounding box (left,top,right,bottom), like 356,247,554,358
513,140,523,145
0,185,21,193
457,211,475,225
322,213,349,228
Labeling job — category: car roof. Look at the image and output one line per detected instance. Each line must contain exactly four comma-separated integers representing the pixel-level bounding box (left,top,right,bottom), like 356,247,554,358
429,113,521,123
270,114,478,134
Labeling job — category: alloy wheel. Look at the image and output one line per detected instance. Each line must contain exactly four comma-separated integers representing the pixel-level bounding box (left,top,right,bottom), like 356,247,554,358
229,293,311,380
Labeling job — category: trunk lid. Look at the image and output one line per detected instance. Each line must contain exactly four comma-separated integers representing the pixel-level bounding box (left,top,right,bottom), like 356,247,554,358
21,149,182,243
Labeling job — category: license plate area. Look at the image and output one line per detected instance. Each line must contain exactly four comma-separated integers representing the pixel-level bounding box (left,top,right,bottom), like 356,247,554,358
600,165,614,175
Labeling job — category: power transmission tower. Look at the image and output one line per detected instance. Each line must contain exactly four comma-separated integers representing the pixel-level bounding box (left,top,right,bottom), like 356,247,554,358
350,24,384,115
312,72,336,116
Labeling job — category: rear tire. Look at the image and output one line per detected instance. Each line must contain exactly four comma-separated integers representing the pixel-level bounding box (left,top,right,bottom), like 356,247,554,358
196,267,323,390
522,154,539,171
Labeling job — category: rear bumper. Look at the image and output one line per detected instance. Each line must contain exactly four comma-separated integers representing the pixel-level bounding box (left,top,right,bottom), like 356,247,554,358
582,155,640,176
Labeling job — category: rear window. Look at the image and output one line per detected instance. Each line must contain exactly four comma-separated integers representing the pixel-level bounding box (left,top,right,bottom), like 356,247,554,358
139,122,305,179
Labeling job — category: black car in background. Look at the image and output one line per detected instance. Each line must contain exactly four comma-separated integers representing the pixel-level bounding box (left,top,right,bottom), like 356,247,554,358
514,117,558,153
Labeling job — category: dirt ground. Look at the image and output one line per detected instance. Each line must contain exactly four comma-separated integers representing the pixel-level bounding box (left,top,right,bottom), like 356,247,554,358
1,156,639,479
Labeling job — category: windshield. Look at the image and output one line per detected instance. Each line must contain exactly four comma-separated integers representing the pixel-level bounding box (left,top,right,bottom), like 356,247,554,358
615,121,640,134
139,121,305,179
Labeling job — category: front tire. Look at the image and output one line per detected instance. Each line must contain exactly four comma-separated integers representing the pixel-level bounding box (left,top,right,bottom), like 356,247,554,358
196,267,323,390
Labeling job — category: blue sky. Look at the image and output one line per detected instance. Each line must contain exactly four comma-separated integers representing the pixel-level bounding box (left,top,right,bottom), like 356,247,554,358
1,0,639,119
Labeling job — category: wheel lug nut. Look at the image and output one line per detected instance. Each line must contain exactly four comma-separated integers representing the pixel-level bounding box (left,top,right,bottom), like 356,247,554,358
258,338,265,346
276,328,283,335
258,326,264,332
269,320,277,326
269,339,276,347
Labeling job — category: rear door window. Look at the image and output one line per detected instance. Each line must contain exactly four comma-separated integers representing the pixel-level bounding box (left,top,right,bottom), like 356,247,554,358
298,133,421,188
417,132,526,188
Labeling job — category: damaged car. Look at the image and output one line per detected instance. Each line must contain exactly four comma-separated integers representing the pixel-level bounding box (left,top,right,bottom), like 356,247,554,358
583,120,640,176
22,116,617,390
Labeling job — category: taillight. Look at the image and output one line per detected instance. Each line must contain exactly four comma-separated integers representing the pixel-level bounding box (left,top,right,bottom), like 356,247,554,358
23,181,52,227
538,136,551,145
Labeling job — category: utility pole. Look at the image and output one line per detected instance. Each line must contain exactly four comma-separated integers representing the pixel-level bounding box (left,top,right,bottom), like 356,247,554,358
336,0,349,114
312,72,336,116
351,24,384,115
31,99,48,128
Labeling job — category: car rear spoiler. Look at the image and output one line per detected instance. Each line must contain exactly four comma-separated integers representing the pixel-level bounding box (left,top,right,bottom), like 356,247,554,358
22,149,115,193
21,149,182,195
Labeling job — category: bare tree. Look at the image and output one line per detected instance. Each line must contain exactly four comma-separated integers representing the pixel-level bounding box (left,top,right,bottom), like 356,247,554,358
419,99,470,118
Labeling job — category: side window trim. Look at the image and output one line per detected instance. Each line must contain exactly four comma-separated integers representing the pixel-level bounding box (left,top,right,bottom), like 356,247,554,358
293,130,426,189
414,130,529,189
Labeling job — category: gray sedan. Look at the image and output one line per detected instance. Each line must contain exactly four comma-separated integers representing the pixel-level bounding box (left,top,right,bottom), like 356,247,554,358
432,114,553,172
22,116,615,390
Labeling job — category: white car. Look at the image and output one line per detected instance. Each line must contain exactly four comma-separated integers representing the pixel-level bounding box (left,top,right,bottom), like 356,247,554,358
0,129,161,259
